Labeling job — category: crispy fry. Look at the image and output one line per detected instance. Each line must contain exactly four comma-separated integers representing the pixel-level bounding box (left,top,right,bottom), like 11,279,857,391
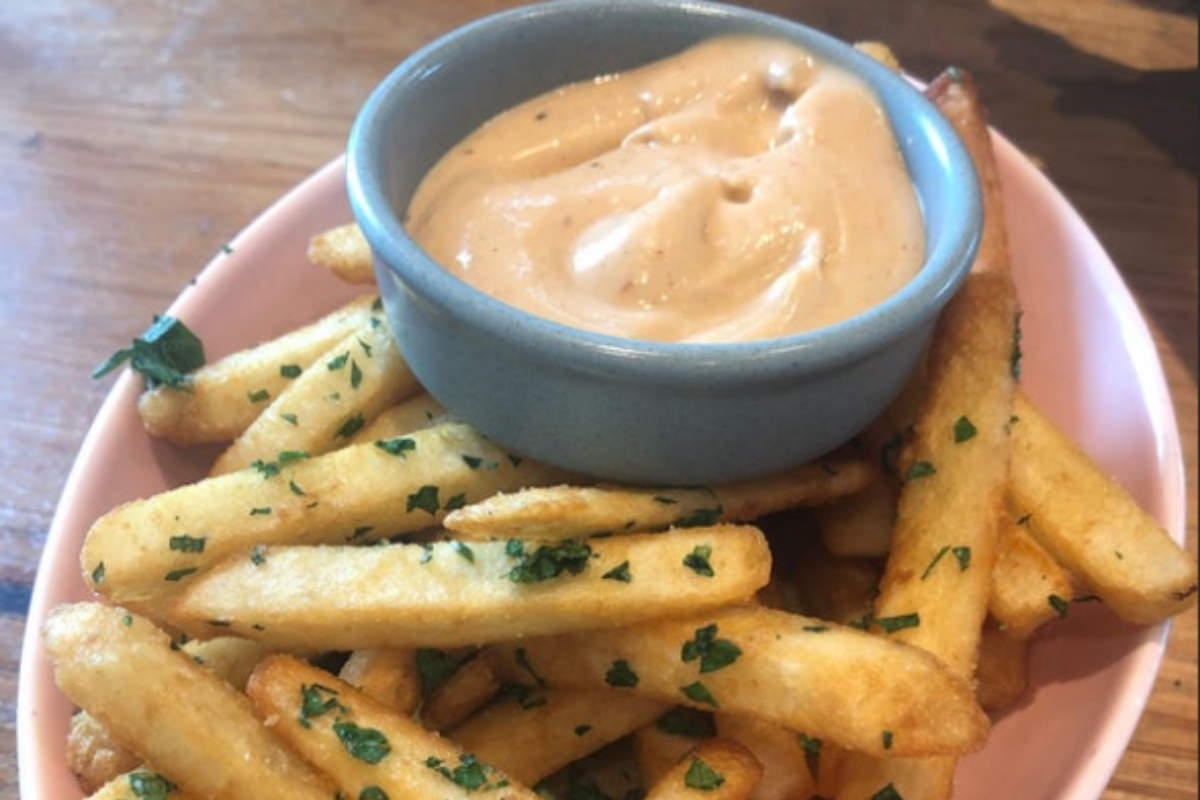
715,714,819,800
82,421,572,607
834,66,1020,800
975,621,1031,712
209,313,421,475
351,392,447,443
182,635,275,689
1009,392,1199,624
307,222,375,284
339,648,423,715
137,295,376,445
644,739,763,800
488,605,989,759
43,603,335,800
988,505,1075,639
635,708,718,787
165,525,772,649
443,454,876,541
420,652,500,730
814,476,896,559
66,713,140,795
84,769,200,800
449,689,667,785
247,654,542,800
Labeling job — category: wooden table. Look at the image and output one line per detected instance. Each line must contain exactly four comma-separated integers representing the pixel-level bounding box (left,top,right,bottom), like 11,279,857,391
1,1,1194,797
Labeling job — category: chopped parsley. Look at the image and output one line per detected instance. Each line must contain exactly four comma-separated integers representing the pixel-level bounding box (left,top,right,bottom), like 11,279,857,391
298,683,346,727
1048,594,1071,618
605,659,639,688
126,771,177,800
168,534,207,553
953,416,977,443
163,567,198,582
333,721,391,764
407,485,441,515
655,707,716,738
279,363,302,378
1011,314,1024,379
683,756,725,791
336,413,366,439
882,730,894,750
424,754,505,791
601,560,633,583
797,733,822,780
873,613,921,634
248,388,270,404
92,315,206,391
905,461,937,481
682,545,715,577
327,351,350,371
376,437,416,457
514,646,548,689
359,788,388,800
953,546,972,571
872,784,903,800
574,724,593,737
680,624,742,673
91,562,106,584
450,540,475,563
506,539,593,584
350,359,363,389
674,507,723,528
680,681,719,707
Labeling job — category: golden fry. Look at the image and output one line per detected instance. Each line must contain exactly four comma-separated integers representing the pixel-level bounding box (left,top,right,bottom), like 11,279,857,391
307,222,375,284
209,313,421,475
449,689,667,786
166,525,772,649
1009,392,1199,624
488,605,989,759
339,648,423,715
988,505,1075,639
420,653,500,730
82,421,571,607
43,603,334,800
137,295,376,445
247,654,541,800
644,739,763,800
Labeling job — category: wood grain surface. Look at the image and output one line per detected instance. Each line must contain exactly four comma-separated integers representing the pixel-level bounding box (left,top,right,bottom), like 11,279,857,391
1,1,1195,798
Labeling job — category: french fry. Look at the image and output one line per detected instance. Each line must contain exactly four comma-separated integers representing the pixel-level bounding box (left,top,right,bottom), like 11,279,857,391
82,421,572,607
66,713,140,795
814,476,896,559
307,222,376,284
449,689,667,785
137,295,376,445
988,505,1075,639
643,739,763,800
635,708,718,787
488,605,989,759
247,654,542,800
351,391,447,443
715,714,819,800
339,648,423,715
769,518,883,626
165,525,772,649
209,313,421,475
974,620,1031,712
1009,392,1199,624
420,652,501,730
182,635,275,689
84,769,200,800
443,454,876,541
836,65,1021,800
42,603,335,800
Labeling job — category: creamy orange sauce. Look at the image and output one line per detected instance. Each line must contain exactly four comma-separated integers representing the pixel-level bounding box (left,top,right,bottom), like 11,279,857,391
405,36,925,343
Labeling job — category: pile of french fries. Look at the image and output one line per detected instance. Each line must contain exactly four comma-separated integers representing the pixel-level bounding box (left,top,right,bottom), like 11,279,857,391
44,67,1197,800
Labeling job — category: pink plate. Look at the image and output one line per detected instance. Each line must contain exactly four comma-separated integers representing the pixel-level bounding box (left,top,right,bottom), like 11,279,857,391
17,135,1186,799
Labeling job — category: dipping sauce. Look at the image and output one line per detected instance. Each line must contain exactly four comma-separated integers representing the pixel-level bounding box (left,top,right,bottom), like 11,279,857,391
405,36,925,343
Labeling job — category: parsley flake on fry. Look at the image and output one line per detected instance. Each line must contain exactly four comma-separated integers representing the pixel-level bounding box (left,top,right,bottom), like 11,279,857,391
92,315,206,391
684,756,725,791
